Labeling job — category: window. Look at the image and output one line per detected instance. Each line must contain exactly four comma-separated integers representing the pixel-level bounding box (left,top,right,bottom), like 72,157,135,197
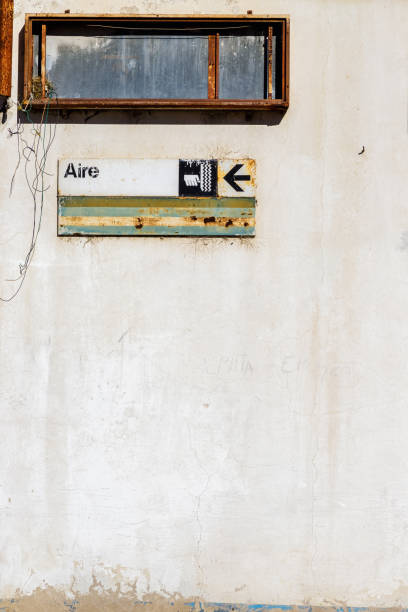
24,14,289,110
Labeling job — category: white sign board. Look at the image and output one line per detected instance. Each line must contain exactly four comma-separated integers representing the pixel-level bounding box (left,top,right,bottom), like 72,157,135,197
58,158,256,198
58,159,179,197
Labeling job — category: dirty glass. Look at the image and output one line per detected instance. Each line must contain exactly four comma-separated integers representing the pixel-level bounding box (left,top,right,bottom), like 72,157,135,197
46,34,209,99
218,34,267,100
32,34,40,77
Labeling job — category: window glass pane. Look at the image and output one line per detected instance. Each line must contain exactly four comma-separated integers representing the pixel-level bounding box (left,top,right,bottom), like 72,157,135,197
219,34,266,100
271,35,276,99
33,34,40,77
46,34,208,99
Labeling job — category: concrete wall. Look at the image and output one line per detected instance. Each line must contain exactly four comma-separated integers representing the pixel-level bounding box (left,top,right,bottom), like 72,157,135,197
1,0,408,609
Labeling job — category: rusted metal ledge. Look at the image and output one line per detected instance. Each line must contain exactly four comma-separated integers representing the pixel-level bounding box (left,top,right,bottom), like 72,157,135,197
29,98,289,111
25,13,289,21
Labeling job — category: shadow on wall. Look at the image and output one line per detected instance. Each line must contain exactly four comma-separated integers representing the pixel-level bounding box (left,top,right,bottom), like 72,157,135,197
18,108,286,126
16,28,286,127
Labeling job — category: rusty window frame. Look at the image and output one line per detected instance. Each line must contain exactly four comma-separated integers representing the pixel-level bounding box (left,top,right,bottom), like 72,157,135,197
24,14,289,111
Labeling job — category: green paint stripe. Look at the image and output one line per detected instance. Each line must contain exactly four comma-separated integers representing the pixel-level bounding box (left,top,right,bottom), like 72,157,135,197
58,196,256,209
58,225,255,237
59,206,255,219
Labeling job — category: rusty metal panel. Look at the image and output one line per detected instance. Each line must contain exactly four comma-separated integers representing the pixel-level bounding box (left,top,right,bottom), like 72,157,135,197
57,158,256,237
0,0,14,98
24,14,290,20
58,196,255,237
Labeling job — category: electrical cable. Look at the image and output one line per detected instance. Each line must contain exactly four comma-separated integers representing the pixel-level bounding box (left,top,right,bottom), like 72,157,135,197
88,24,257,31
1,91,56,302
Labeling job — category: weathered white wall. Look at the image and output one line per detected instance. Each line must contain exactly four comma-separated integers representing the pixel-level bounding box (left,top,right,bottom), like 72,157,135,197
1,0,408,608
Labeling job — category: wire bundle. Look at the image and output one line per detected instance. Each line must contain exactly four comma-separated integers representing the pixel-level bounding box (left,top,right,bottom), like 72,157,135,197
1,92,56,302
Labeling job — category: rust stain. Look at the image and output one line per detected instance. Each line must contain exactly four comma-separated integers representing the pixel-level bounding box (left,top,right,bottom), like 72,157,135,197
217,159,256,190
24,13,290,19
245,159,256,189
59,216,254,228
208,34,217,99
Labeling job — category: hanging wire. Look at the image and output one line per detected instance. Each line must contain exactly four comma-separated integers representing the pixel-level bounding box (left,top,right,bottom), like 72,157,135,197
77,24,262,40
92,36,210,39
1,89,56,302
87,24,256,32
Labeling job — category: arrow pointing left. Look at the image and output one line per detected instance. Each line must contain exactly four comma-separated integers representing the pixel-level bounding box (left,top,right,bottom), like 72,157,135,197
223,163,251,192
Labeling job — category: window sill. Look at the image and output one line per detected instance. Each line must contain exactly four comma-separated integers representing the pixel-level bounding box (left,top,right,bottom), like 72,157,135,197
26,98,289,111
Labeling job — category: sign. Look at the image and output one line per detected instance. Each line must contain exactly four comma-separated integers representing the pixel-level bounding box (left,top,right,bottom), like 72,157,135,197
218,160,256,197
179,160,218,197
58,158,256,237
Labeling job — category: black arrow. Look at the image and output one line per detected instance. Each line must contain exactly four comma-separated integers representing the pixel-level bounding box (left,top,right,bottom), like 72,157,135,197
223,164,251,192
